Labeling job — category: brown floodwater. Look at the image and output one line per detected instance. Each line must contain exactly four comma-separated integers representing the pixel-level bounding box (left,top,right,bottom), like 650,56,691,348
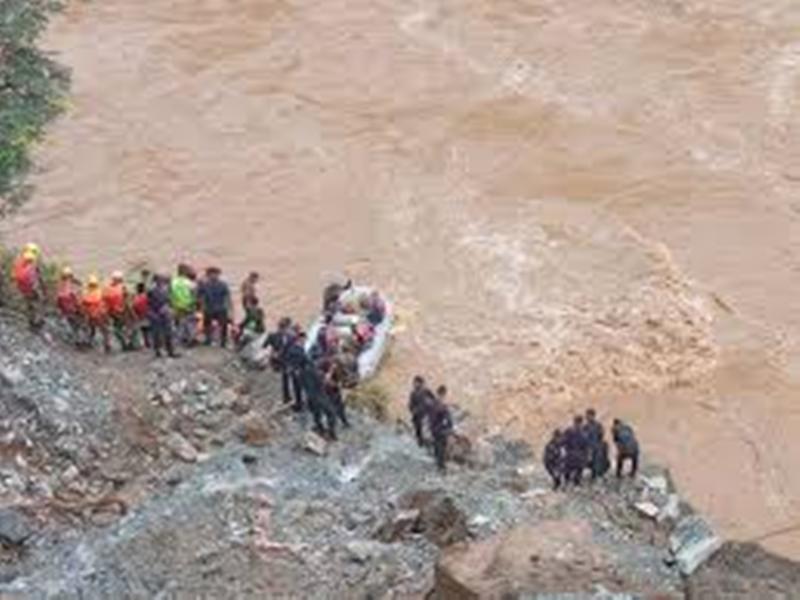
4,0,800,557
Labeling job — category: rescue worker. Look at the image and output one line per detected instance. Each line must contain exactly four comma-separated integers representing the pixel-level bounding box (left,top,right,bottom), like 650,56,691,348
263,317,295,404
322,278,352,313
103,271,132,351
562,415,589,486
56,267,85,347
543,429,565,490
408,375,434,447
198,266,231,348
583,408,605,480
82,275,111,353
592,435,611,480
147,274,178,359
612,418,640,478
12,244,45,330
240,271,260,312
282,330,308,412
236,296,265,349
301,358,337,441
170,264,197,347
428,385,454,473
323,358,349,428
131,282,151,349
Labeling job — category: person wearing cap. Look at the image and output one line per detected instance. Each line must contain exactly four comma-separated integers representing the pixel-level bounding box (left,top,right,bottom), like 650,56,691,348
56,267,85,347
103,271,133,351
12,244,46,330
147,274,179,359
82,275,111,353
197,266,232,348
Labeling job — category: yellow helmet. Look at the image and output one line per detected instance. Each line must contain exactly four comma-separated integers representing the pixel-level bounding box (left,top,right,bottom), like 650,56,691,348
23,243,40,258
61,266,73,278
22,250,37,262
87,274,100,288
111,270,124,282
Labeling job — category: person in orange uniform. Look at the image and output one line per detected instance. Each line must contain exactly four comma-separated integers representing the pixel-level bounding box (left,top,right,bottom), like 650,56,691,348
103,271,132,351
82,275,111,353
12,243,46,330
56,267,85,347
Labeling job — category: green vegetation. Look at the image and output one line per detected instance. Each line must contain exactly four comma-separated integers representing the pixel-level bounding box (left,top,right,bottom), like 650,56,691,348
0,0,69,213
347,381,391,421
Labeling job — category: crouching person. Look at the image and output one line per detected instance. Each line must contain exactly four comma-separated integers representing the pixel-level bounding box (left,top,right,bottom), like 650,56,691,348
543,429,565,490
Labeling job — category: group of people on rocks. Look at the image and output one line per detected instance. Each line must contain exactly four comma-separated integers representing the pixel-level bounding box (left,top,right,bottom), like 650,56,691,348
259,280,388,441
407,376,455,472
7,243,643,480
6,243,269,357
543,410,640,490
4,243,386,446
261,316,350,441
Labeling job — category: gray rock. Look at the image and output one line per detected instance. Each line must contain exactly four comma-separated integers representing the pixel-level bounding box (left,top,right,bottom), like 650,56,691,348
0,508,36,545
0,364,24,387
634,501,660,520
642,475,669,495
375,509,420,542
657,494,681,523
345,540,385,564
166,433,198,463
208,389,237,410
670,515,722,575
303,432,327,456
60,465,80,485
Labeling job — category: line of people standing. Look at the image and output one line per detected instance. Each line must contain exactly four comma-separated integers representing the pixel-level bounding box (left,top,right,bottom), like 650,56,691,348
543,410,640,490
6,244,271,357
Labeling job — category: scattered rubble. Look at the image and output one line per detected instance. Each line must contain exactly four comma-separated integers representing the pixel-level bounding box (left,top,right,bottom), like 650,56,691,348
0,315,796,598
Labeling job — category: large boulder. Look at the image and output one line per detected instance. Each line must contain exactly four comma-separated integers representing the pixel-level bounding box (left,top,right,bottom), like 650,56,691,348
687,542,800,599
669,514,722,575
434,519,681,599
0,508,36,545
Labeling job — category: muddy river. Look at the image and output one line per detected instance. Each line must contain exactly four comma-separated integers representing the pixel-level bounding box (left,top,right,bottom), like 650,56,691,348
4,0,800,557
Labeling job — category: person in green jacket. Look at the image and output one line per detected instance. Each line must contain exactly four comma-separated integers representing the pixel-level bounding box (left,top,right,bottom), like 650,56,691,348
170,264,197,346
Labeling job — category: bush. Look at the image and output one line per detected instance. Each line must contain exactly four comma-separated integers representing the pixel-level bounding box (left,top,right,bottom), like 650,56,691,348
0,0,69,212
346,381,391,422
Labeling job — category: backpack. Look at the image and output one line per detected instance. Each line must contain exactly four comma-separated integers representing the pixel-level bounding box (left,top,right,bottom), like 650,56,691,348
13,258,37,297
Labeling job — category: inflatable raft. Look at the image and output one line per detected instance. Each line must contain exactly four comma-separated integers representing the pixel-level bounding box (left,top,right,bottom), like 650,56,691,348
305,285,393,381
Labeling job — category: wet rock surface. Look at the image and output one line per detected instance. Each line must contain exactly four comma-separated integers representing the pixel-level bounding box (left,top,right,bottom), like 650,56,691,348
0,316,796,598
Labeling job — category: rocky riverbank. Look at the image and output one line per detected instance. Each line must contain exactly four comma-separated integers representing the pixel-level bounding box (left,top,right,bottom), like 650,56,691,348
0,313,796,599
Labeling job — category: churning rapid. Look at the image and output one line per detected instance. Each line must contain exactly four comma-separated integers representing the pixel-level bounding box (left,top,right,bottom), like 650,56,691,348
4,0,800,557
